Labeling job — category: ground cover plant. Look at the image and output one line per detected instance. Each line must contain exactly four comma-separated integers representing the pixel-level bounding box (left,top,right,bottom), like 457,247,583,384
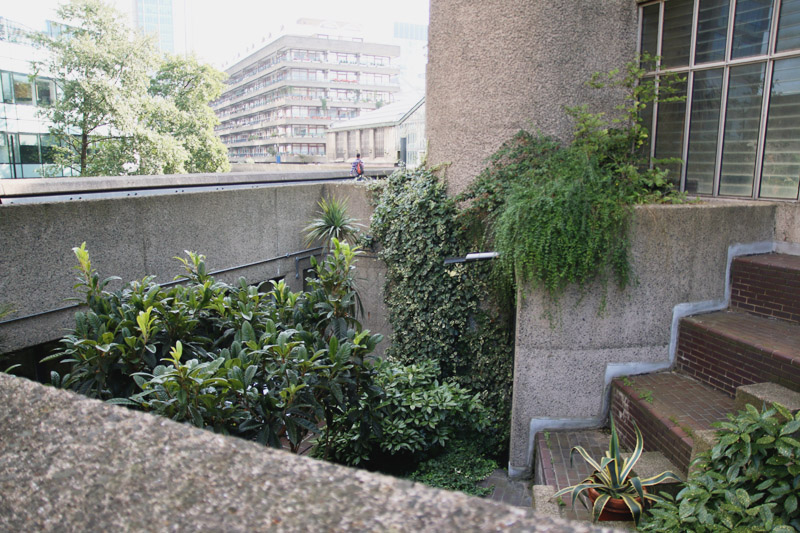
46,241,489,468
640,403,800,532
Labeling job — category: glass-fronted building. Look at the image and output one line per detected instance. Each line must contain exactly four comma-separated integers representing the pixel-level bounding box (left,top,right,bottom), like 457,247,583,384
0,17,70,179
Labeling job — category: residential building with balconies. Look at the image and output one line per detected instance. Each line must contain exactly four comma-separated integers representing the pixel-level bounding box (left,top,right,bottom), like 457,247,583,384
213,33,400,164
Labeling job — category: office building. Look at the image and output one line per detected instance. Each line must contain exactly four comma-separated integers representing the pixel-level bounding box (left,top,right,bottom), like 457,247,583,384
213,31,400,164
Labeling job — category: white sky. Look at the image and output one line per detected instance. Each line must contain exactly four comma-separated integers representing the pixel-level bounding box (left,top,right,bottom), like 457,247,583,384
5,0,430,68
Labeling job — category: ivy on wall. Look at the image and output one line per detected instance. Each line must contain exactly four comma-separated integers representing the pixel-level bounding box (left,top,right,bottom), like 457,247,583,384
369,168,514,452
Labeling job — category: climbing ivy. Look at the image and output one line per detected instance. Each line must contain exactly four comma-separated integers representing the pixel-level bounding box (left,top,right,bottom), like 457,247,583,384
369,167,514,452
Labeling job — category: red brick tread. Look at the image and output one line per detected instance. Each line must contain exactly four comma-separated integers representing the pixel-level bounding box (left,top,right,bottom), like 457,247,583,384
611,372,735,473
734,252,800,271
677,310,800,396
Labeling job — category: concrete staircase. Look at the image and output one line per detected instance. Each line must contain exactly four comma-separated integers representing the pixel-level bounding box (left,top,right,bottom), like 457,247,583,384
531,252,800,523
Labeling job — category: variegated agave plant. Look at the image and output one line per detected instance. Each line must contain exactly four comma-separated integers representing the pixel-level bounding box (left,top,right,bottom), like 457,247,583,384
552,417,682,525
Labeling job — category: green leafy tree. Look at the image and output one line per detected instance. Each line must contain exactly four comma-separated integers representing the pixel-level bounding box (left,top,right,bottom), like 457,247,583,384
147,54,230,174
32,0,158,176
33,0,229,176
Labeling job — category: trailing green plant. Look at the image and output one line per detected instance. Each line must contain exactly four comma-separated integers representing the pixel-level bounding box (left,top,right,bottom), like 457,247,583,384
457,55,686,310
369,166,514,455
553,416,681,526
640,402,800,532
303,196,362,249
408,438,498,496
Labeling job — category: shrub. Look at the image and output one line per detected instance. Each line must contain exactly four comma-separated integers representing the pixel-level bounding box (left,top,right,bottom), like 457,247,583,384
641,402,800,532
321,358,490,468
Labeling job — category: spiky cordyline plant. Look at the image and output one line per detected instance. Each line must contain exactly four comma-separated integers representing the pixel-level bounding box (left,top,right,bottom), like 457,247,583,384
553,416,682,525
303,196,362,249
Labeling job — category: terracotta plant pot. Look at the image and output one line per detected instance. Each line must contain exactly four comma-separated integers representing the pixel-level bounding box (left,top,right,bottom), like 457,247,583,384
586,487,646,522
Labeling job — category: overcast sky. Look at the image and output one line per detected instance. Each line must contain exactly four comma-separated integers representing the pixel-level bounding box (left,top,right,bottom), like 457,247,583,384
5,0,430,67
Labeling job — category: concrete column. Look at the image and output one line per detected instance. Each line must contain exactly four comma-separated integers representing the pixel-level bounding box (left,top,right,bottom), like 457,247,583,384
426,0,639,194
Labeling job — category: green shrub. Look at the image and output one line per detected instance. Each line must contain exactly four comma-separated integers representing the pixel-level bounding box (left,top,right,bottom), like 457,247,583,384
321,358,490,468
409,439,498,496
641,402,800,532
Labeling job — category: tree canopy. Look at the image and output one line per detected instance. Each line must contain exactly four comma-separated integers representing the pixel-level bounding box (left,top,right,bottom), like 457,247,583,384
33,0,230,176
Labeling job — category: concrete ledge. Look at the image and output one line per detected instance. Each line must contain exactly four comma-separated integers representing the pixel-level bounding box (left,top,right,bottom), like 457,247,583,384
688,429,719,475
532,485,561,519
0,374,616,533
735,382,800,416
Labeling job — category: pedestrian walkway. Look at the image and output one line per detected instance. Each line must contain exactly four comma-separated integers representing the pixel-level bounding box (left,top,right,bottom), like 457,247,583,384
479,469,532,508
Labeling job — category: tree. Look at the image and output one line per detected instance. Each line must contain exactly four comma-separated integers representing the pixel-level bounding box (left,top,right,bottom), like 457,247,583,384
33,0,157,176
33,0,230,176
147,55,230,174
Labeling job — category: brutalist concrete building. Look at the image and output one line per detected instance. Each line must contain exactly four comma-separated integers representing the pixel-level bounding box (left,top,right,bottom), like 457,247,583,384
213,31,400,164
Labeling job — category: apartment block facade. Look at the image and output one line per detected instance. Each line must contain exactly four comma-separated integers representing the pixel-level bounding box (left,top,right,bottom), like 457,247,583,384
213,35,401,164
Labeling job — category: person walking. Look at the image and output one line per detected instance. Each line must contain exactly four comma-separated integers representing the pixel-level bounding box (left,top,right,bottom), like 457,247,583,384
350,153,364,178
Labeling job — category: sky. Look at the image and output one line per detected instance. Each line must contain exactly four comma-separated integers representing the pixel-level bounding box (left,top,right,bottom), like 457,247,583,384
4,0,430,68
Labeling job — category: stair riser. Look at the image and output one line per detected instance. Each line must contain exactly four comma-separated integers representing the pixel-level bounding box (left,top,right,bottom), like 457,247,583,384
677,320,800,397
610,383,693,474
730,258,800,325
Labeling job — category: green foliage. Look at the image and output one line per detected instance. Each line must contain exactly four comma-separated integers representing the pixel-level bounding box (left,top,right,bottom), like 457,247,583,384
369,166,514,453
47,241,491,465
32,0,228,176
457,56,686,309
641,403,800,532
409,439,498,496
553,417,681,526
303,196,362,248
321,358,489,468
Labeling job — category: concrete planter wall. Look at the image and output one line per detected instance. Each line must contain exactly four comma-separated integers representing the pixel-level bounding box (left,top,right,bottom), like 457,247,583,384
0,179,389,355
509,200,781,477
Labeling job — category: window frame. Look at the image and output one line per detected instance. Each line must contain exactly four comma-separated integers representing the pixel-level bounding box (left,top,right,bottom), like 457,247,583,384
640,0,800,200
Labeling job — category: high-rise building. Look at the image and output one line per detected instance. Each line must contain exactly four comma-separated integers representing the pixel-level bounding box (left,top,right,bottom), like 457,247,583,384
213,32,400,164
128,0,187,55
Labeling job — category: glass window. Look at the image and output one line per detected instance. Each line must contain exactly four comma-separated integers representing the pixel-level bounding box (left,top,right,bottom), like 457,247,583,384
719,62,767,196
776,0,800,52
695,0,730,63
760,56,800,199
40,134,59,165
36,79,54,106
655,79,688,183
661,0,694,67
12,74,33,105
685,69,724,194
641,4,661,67
731,0,774,58
0,134,11,179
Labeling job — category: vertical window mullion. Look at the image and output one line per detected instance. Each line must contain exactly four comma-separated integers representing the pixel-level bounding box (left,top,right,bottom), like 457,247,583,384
650,2,666,165
754,59,775,198
713,67,732,195
726,0,738,63
680,70,696,191
690,0,701,68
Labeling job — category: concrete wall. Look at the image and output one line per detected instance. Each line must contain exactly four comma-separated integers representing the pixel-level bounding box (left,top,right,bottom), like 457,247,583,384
425,0,638,194
0,373,612,533
509,200,779,477
0,178,389,355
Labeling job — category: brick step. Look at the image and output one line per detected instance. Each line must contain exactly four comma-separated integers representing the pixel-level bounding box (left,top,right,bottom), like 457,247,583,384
610,372,735,474
730,253,800,325
677,310,800,397
532,428,682,523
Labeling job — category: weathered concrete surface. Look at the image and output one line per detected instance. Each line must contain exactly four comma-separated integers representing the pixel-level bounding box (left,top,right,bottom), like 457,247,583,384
0,374,618,533
775,201,800,245
735,382,800,415
0,179,389,354
426,0,637,194
510,200,777,475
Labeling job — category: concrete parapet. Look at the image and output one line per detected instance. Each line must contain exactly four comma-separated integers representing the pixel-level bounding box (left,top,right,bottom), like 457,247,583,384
0,178,389,354
0,373,615,533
